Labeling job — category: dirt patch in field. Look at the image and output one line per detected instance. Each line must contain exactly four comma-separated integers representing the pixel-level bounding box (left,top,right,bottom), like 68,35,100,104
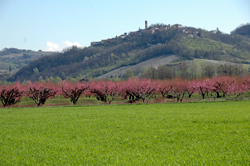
99,54,178,78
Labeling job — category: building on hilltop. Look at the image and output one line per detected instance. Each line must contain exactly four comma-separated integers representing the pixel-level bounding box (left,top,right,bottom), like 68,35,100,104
162,26,168,30
119,35,126,39
90,21,172,46
129,31,138,36
171,24,182,28
151,27,161,32
143,29,155,34
91,42,101,46
101,38,114,43
209,30,217,34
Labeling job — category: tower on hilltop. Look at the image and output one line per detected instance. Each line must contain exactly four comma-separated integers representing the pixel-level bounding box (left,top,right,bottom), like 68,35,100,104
145,20,148,29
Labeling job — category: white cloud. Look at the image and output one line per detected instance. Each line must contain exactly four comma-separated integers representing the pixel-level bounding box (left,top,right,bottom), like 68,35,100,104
62,40,82,48
45,41,82,52
45,42,61,52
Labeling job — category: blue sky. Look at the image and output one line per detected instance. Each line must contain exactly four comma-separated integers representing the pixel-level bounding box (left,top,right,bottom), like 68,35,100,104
0,0,250,51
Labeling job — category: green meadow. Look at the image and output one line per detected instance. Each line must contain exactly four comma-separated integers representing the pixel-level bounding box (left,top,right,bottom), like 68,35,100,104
1,101,250,165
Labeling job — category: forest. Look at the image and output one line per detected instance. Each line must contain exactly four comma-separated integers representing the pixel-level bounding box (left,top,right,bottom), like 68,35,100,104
231,23,250,37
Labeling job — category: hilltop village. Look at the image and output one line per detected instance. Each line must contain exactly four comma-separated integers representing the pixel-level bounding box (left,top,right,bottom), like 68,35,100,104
91,21,219,46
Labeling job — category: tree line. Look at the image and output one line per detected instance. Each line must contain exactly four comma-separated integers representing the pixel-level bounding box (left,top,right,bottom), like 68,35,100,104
1,76,250,107
139,62,248,80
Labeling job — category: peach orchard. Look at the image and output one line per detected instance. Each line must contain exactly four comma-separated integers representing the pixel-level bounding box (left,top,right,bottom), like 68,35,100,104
1,76,250,107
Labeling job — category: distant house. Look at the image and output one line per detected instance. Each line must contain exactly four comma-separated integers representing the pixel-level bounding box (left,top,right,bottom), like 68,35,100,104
151,27,161,32
171,24,182,28
119,35,126,39
143,29,155,34
162,26,168,30
129,31,138,36
193,31,199,34
101,38,114,43
182,29,192,33
209,30,217,34
91,42,101,46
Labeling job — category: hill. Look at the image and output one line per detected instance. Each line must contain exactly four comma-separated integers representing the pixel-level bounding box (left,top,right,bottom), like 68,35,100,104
99,54,178,79
0,48,55,80
7,23,250,82
231,23,250,37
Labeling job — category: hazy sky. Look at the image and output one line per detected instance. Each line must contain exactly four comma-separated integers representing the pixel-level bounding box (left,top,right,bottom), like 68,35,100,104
0,0,250,51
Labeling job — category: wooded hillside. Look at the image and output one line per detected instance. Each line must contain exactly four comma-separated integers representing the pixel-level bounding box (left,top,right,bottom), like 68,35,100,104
231,23,250,37
7,24,250,82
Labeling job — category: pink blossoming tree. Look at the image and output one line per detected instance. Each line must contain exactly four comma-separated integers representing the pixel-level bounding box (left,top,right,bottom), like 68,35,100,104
192,79,215,99
228,77,249,100
60,81,88,105
171,78,188,102
122,78,156,103
0,82,23,107
156,80,173,100
90,81,119,104
23,82,58,106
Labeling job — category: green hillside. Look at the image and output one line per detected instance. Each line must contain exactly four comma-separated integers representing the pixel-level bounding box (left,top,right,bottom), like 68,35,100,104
231,23,250,37
6,24,250,82
0,48,55,81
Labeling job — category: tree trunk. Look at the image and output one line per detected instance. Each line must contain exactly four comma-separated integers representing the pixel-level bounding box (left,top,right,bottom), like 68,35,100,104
188,92,193,98
72,98,77,105
202,93,205,99
223,92,226,97
216,92,221,98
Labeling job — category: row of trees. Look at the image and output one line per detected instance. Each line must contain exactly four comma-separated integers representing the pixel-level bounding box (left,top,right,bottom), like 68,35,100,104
1,76,250,107
140,62,248,80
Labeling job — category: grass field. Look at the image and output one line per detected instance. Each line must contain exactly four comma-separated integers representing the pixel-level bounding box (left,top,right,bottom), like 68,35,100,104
1,101,250,165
